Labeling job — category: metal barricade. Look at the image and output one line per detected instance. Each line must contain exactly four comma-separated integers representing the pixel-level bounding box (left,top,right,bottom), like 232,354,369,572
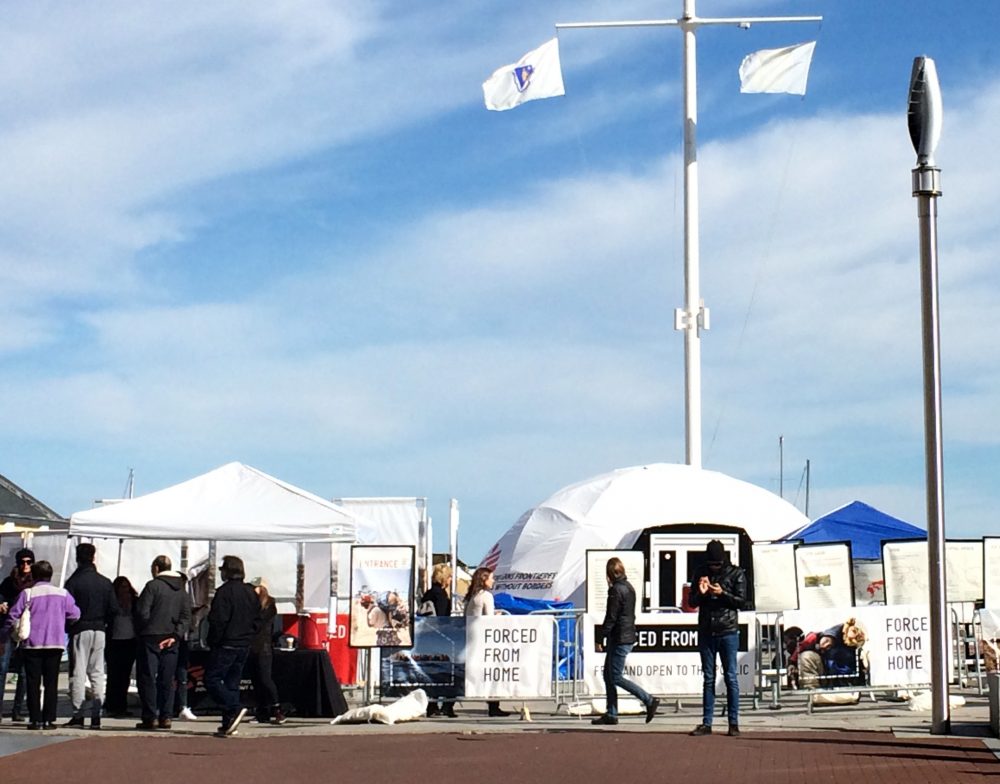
528,607,588,711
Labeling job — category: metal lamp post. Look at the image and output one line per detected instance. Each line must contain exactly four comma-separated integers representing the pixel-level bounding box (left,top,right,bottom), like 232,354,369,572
908,55,949,736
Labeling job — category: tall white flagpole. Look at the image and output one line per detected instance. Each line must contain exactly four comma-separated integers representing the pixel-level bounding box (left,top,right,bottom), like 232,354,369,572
557,0,820,468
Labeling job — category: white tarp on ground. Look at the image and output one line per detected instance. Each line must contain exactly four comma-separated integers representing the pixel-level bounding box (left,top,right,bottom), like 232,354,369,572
69,462,358,542
485,463,808,605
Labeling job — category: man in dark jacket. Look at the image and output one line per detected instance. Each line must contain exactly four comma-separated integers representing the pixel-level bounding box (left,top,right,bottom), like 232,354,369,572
688,540,748,737
206,555,261,737
591,557,660,726
64,543,118,729
134,555,192,730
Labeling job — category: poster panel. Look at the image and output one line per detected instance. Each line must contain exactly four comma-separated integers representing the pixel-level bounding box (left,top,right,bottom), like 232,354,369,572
853,561,886,606
882,540,928,605
946,540,983,603
586,550,645,616
985,538,1000,608
795,542,853,609
751,542,798,612
464,615,554,699
349,545,414,648
783,604,937,687
582,612,756,696
381,616,466,699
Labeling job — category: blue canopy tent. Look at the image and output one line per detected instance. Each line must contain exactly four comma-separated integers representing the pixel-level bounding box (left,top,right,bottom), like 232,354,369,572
780,500,925,560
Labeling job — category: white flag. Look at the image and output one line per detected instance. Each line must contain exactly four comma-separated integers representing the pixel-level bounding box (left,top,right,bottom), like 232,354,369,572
739,41,816,96
483,37,565,111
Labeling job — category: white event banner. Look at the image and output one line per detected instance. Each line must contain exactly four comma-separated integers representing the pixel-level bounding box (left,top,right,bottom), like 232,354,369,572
464,616,554,699
783,604,937,687
583,612,756,696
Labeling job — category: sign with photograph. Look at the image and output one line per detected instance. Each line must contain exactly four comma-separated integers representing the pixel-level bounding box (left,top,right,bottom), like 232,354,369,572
795,542,853,609
464,615,554,699
349,545,415,648
783,604,938,688
586,550,645,616
582,612,757,696
381,616,466,699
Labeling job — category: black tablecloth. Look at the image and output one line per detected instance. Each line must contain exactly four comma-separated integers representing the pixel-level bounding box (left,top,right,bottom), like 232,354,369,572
187,648,348,718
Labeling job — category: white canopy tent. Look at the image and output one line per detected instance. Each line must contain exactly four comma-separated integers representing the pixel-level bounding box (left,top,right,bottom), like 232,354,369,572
68,462,363,609
486,463,809,606
70,462,358,542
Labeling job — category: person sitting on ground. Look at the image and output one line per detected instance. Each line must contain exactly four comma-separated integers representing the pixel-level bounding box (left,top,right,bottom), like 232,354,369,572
791,619,866,689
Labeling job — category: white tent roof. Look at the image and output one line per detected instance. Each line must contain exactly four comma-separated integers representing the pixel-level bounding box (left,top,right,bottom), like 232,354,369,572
69,462,358,542
486,463,808,604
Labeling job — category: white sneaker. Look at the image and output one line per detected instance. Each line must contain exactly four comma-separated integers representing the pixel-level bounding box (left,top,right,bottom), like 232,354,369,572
178,707,198,721
225,707,248,736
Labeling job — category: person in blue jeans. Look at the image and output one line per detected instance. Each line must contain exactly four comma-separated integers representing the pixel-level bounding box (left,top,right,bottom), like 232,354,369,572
688,540,748,737
591,557,659,726
205,555,260,737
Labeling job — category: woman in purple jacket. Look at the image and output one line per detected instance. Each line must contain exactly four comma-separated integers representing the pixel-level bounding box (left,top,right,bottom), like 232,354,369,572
3,561,80,729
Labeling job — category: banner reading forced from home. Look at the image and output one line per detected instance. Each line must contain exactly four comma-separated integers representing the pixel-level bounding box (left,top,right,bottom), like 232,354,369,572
464,615,554,699
782,604,938,688
583,612,757,696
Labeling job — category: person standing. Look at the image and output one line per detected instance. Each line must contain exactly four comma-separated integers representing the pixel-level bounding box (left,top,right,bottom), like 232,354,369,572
688,540,748,737
421,563,456,718
64,543,118,729
135,555,192,730
105,576,139,717
464,566,509,718
0,548,35,722
246,579,285,725
3,561,80,730
591,557,659,726
205,555,261,737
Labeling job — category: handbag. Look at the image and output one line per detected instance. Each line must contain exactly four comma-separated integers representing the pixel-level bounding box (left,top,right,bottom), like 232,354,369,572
10,589,32,643
417,599,437,617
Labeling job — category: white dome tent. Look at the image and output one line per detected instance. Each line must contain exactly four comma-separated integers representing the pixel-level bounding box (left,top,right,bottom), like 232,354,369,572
484,463,808,607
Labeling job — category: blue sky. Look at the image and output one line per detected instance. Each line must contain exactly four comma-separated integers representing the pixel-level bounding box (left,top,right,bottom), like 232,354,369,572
2,1,999,563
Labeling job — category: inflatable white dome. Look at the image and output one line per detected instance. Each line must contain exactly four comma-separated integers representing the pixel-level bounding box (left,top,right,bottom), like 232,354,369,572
482,463,808,605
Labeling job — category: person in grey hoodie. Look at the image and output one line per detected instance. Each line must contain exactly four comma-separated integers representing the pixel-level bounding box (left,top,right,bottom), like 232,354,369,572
134,555,191,730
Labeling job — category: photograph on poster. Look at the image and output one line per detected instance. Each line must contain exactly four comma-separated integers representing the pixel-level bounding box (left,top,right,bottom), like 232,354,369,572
349,545,415,648
781,614,867,690
794,542,853,609
783,605,934,689
381,616,466,699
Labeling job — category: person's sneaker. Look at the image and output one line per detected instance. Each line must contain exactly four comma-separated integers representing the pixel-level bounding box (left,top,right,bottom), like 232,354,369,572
645,697,660,724
271,709,287,726
178,707,198,721
728,724,741,737
224,707,248,736
62,716,85,728
89,718,101,730
157,718,172,730
689,724,713,736
590,714,618,725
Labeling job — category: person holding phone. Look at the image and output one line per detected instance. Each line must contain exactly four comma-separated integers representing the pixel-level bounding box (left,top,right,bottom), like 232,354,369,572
688,540,748,737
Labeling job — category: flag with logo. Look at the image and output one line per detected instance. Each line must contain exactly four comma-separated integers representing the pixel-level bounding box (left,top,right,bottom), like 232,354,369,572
483,37,565,111
739,41,817,95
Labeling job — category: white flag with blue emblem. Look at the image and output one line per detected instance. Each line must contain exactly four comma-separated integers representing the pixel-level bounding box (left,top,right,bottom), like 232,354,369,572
483,37,565,111
739,41,816,95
